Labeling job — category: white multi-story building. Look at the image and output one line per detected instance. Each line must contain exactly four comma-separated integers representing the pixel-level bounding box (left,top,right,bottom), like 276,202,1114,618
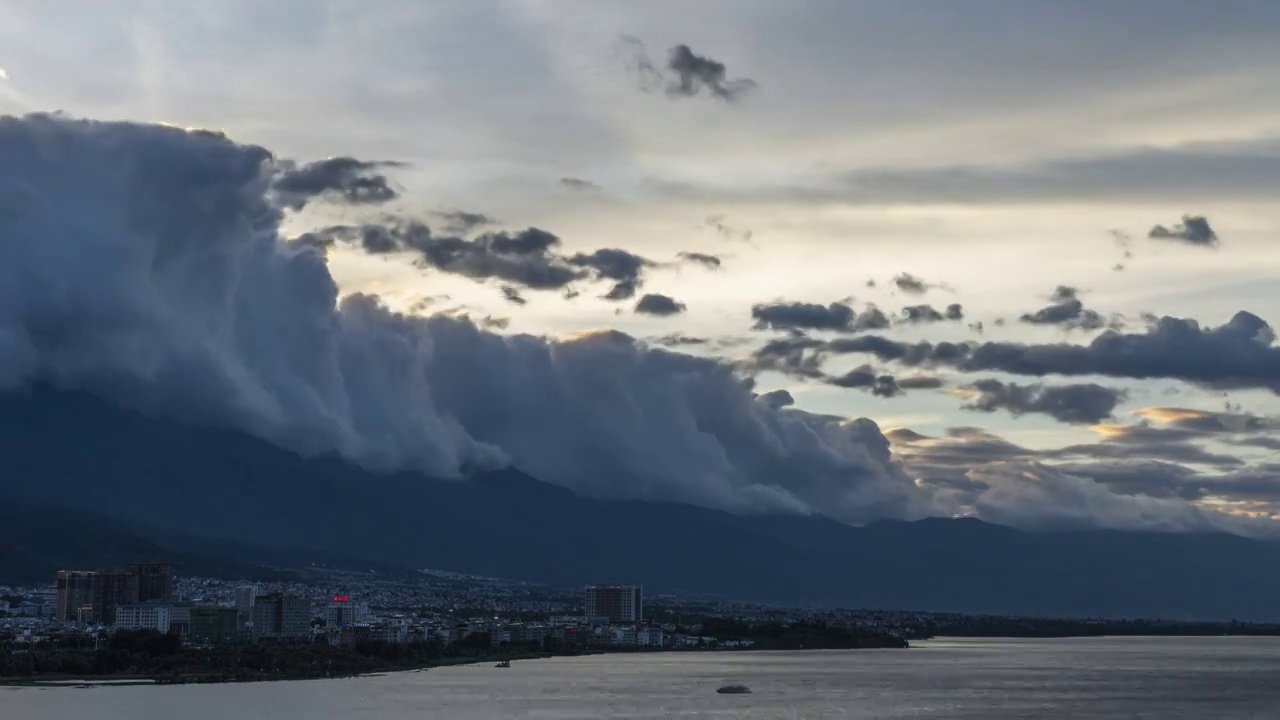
637,627,665,647
371,625,409,644
115,604,172,633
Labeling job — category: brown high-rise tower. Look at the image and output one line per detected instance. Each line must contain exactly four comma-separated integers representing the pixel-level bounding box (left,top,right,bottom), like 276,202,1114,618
131,561,174,603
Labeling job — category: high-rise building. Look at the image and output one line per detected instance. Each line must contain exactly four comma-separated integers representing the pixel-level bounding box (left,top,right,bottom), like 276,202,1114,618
585,585,643,623
190,606,245,645
56,571,96,622
235,585,258,619
251,594,312,643
92,570,139,625
131,562,174,603
326,596,356,628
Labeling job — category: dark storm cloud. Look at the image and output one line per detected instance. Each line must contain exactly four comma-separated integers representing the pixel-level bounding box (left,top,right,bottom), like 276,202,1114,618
1148,215,1219,247
560,177,602,192
410,226,582,290
960,379,1126,425
828,365,901,398
310,221,664,296
816,311,1280,392
751,301,889,334
665,44,758,102
575,247,656,296
892,273,931,295
752,302,854,332
617,36,757,103
500,286,527,306
823,368,942,397
650,333,708,347
745,336,827,378
900,303,964,323
433,210,498,235
677,251,722,269
635,293,687,316
602,279,637,300
897,375,946,390
1019,286,1113,331
272,157,402,210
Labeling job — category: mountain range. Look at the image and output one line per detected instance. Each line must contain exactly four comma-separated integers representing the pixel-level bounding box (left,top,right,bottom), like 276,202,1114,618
2,385,1278,620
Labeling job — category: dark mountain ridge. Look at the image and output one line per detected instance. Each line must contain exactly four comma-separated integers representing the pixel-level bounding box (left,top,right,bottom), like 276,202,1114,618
2,385,1278,620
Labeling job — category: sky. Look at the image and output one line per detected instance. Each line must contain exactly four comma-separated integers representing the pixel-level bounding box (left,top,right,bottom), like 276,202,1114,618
2,0,1280,535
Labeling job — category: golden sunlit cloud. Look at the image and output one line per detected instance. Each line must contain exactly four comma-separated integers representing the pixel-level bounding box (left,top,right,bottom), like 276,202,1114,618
1135,407,1212,424
1086,422,1132,440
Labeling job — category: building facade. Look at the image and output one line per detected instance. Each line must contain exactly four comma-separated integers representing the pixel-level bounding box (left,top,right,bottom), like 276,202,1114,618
131,562,174,603
56,571,96,622
234,585,257,619
115,603,172,633
585,585,643,623
92,570,139,625
190,606,245,645
326,596,356,628
251,594,312,643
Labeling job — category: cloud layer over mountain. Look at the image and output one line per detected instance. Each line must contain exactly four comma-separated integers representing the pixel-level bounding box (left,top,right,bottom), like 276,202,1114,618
1,113,1273,539
0,114,935,526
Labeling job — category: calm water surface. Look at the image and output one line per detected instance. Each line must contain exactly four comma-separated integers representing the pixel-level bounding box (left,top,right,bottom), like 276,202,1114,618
7,637,1280,719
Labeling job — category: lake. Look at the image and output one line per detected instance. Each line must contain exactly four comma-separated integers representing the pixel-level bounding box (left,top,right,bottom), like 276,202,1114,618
6,637,1280,718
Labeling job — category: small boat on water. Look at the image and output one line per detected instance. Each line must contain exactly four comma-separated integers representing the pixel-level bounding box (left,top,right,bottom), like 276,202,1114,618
495,660,512,668
716,685,751,694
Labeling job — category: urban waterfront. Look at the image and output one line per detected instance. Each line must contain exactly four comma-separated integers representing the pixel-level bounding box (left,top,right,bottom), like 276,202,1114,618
5,638,1280,718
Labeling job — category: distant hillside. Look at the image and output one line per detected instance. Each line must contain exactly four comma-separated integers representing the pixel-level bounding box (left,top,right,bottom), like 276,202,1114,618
3,385,1280,620
0,497,288,583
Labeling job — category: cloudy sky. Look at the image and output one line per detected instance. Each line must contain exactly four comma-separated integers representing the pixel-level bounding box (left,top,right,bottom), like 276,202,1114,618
3,0,1280,533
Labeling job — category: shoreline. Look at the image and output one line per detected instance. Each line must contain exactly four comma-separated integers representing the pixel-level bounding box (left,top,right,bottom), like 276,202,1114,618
10,632,1269,681
7,636,1277,688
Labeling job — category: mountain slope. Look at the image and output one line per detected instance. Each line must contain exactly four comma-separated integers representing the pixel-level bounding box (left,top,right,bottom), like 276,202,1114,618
0,497,294,583
2,385,1279,620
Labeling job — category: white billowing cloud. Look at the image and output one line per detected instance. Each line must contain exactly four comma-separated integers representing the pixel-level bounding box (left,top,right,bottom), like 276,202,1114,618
0,68,9,81
0,113,936,526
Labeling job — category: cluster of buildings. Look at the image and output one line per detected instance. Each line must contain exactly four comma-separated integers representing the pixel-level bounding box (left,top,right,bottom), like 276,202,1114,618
1,567,929,653
55,562,175,625
43,570,677,650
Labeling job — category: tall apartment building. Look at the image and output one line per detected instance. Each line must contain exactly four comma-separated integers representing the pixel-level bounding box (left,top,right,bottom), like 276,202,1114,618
326,596,356,628
56,571,96,622
131,562,174,603
251,594,312,643
235,585,258,620
92,570,139,625
585,584,643,623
